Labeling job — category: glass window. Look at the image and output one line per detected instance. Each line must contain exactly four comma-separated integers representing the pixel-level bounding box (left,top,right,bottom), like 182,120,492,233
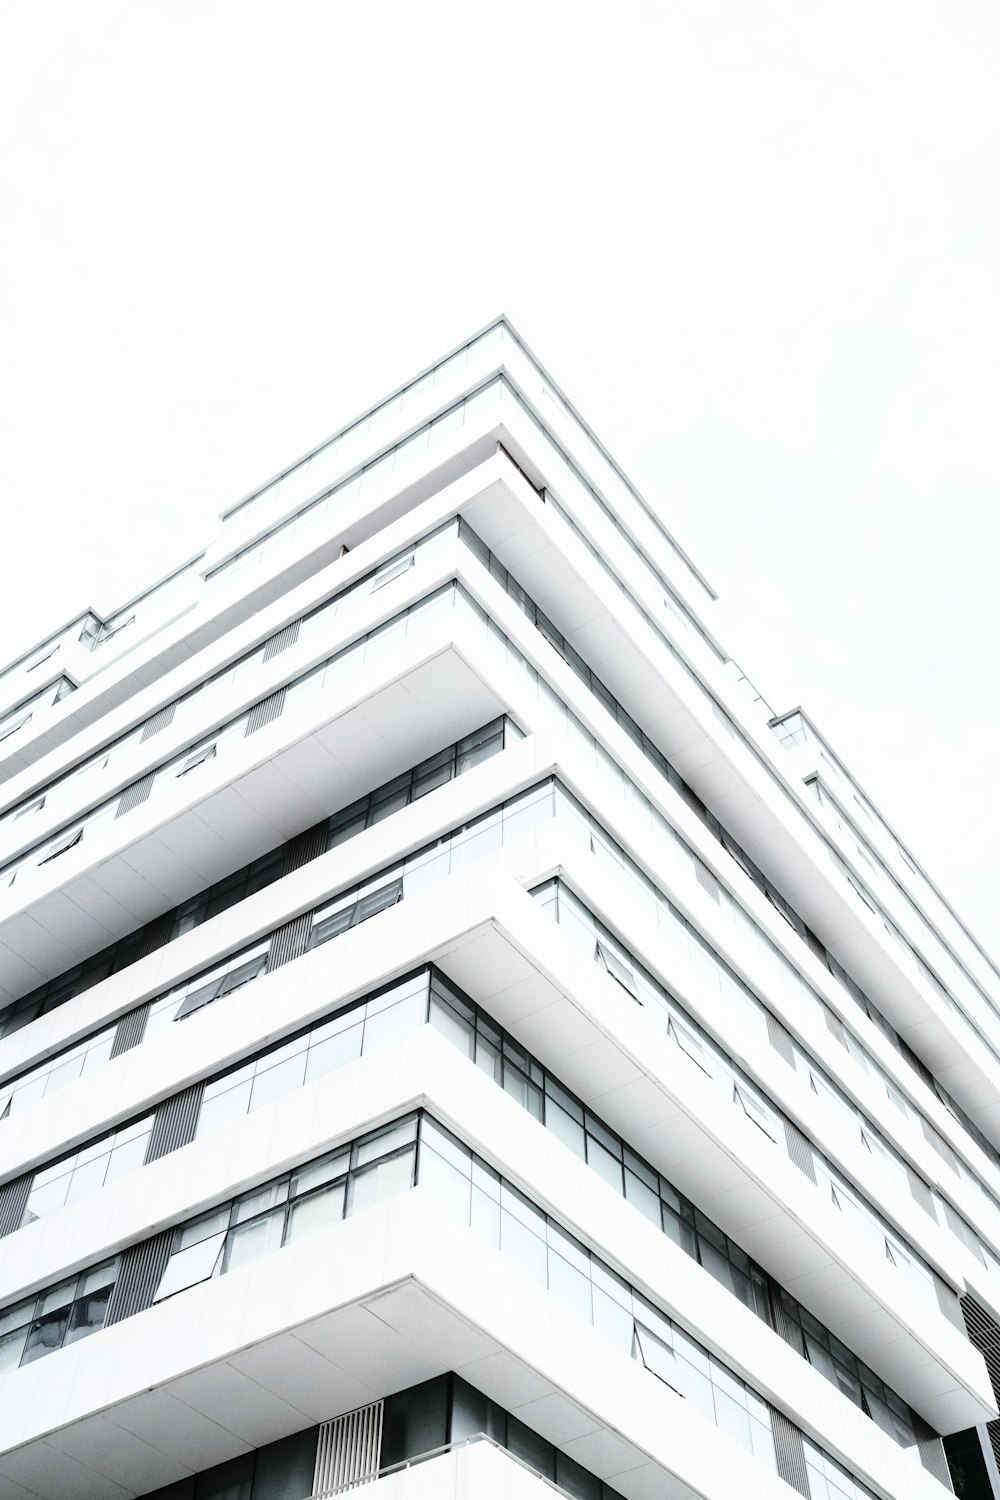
0,713,31,743
595,942,637,998
287,1179,347,1243
668,1016,713,1075
176,743,218,777
734,1083,779,1142
634,1322,682,1394
154,1231,226,1301
370,553,415,590
38,826,84,864
0,1263,117,1369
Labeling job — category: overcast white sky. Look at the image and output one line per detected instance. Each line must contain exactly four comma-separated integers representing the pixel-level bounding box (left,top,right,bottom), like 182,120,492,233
1,2,997,956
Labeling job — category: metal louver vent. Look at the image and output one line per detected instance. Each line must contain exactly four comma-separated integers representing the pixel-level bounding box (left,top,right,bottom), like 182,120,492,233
922,1118,960,1173
782,1117,817,1182
0,1174,31,1239
943,1201,983,1255
769,1406,810,1498
110,1001,151,1058
263,620,301,661
313,1400,384,1494
116,773,155,818
269,913,312,971
138,912,174,961
963,1295,1000,1472
823,1008,846,1046
711,701,736,736
765,1011,795,1066
144,1084,203,1164
917,1434,954,1488
933,1273,964,1331
245,687,286,736
283,820,328,876
141,703,176,741
694,858,720,902
105,1229,173,1326
905,1165,936,1218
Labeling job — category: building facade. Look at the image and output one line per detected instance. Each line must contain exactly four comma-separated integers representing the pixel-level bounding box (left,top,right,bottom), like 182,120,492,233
0,321,998,1500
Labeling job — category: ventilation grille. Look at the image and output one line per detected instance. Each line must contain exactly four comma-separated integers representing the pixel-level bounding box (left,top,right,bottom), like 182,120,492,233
823,1008,846,1046
106,1229,173,1326
782,1118,817,1182
269,913,313,972
906,1165,936,1219
144,1084,203,1164
769,1406,810,1498
116,773,154,819
803,927,829,967
138,912,174,961
283,820,328,876
110,1001,150,1059
935,1274,965,1331
0,1174,31,1239
263,620,301,661
772,1296,802,1353
922,1118,960,1173
765,1011,795,1066
245,687,286,736
141,703,177,741
711,701,736,737
918,1434,954,1489
694,858,720,902
943,1201,983,1256
313,1400,384,1494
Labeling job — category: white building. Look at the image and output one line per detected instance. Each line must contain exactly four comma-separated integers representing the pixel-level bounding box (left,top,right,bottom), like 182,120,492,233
0,320,998,1500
